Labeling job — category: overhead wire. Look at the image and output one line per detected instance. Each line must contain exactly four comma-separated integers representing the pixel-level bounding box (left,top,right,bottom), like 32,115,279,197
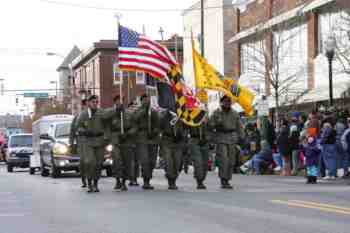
40,0,237,13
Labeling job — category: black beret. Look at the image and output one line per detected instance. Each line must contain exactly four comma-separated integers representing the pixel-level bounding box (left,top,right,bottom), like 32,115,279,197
220,95,231,103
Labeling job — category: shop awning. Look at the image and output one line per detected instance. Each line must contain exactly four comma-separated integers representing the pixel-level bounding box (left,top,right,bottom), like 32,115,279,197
301,0,335,13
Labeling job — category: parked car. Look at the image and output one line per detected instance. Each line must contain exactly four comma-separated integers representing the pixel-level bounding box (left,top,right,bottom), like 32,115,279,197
6,134,33,172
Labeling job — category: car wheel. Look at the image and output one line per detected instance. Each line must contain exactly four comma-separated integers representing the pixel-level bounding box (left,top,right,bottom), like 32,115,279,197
41,165,49,177
51,166,61,178
7,165,13,173
29,167,35,175
106,167,113,177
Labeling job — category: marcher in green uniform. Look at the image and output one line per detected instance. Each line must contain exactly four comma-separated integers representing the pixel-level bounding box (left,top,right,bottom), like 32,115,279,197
130,94,160,190
187,118,210,189
124,102,139,187
160,111,186,190
105,95,128,191
76,95,115,193
69,99,88,188
209,95,244,189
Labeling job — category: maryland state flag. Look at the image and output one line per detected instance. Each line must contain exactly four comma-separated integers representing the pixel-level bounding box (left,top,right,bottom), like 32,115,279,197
166,67,207,127
192,42,255,116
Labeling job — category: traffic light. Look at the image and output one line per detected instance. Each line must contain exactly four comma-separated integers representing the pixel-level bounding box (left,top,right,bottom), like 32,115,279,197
15,97,18,105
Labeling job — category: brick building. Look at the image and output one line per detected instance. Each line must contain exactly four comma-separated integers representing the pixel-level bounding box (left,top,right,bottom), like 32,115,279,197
71,40,144,113
71,37,183,113
229,0,350,107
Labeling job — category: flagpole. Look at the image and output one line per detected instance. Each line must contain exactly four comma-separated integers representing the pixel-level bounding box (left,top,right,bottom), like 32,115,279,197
200,0,205,57
115,13,124,134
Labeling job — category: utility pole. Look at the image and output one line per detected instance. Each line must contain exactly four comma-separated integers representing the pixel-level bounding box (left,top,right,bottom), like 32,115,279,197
0,79,4,96
200,0,205,57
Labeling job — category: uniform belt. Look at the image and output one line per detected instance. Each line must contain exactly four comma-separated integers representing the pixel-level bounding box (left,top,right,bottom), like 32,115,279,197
85,132,104,138
218,129,236,133
111,129,122,133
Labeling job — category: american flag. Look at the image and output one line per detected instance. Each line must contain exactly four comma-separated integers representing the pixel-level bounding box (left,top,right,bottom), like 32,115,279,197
118,25,177,78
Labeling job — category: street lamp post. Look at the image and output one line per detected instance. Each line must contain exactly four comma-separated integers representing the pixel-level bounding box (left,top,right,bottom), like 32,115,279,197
325,35,336,107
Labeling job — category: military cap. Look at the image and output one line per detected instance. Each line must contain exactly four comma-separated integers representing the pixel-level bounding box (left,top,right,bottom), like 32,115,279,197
87,95,98,101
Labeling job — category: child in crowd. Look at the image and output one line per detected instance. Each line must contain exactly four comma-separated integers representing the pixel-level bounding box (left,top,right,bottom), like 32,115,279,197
303,136,321,184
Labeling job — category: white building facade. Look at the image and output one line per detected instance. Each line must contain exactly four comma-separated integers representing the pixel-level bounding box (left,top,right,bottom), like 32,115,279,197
183,0,236,114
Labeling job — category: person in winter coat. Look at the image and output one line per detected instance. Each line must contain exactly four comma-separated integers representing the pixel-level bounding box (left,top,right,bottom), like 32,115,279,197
289,124,301,175
307,111,320,138
320,121,337,180
341,118,350,179
335,118,348,178
243,123,261,158
240,140,272,175
277,120,291,176
303,136,321,184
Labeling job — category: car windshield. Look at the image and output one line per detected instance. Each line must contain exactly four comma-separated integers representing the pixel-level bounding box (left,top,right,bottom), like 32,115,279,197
9,135,32,147
55,123,71,138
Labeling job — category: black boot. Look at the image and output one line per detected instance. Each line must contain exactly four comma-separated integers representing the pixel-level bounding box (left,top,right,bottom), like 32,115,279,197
306,176,312,184
312,176,317,184
114,178,122,190
87,179,93,193
81,177,87,188
196,179,206,190
142,178,154,190
129,179,139,186
168,179,178,190
121,178,128,191
93,179,100,192
221,179,233,189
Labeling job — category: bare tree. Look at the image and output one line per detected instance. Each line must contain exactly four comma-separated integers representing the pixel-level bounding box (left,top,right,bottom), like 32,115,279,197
240,21,309,116
334,9,350,74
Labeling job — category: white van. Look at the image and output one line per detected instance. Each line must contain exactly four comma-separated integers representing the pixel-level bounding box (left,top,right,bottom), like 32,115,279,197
30,114,74,175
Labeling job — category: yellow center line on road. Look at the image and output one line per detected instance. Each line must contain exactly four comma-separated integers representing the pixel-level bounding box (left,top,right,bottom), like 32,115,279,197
271,200,350,216
289,200,350,212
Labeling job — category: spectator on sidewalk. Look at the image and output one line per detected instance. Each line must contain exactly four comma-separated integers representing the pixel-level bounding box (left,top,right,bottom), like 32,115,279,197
307,111,320,138
335,116,348,178
320,119,337,180
240,140,272,175
303,136,321,184
290,123,301,176
341,118,350,179
277,119,291,176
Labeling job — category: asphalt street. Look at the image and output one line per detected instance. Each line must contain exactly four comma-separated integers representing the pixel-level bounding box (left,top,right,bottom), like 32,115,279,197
1,163,350,233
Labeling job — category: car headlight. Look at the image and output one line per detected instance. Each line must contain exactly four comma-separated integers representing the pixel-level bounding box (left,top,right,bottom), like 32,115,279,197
53,143,69,155
105,144,113,153
58,160,70,167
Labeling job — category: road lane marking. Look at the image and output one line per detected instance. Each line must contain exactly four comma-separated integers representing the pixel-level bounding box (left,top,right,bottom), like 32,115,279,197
289,200,350,212
271,200,350,215
0,213,27,217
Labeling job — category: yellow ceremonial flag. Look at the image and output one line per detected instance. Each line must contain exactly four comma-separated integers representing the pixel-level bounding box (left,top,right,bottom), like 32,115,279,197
192,40,255,116
222,78,255,116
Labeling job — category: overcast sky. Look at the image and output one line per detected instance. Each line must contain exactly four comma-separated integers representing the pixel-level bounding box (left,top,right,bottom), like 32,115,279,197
0,0,200,114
